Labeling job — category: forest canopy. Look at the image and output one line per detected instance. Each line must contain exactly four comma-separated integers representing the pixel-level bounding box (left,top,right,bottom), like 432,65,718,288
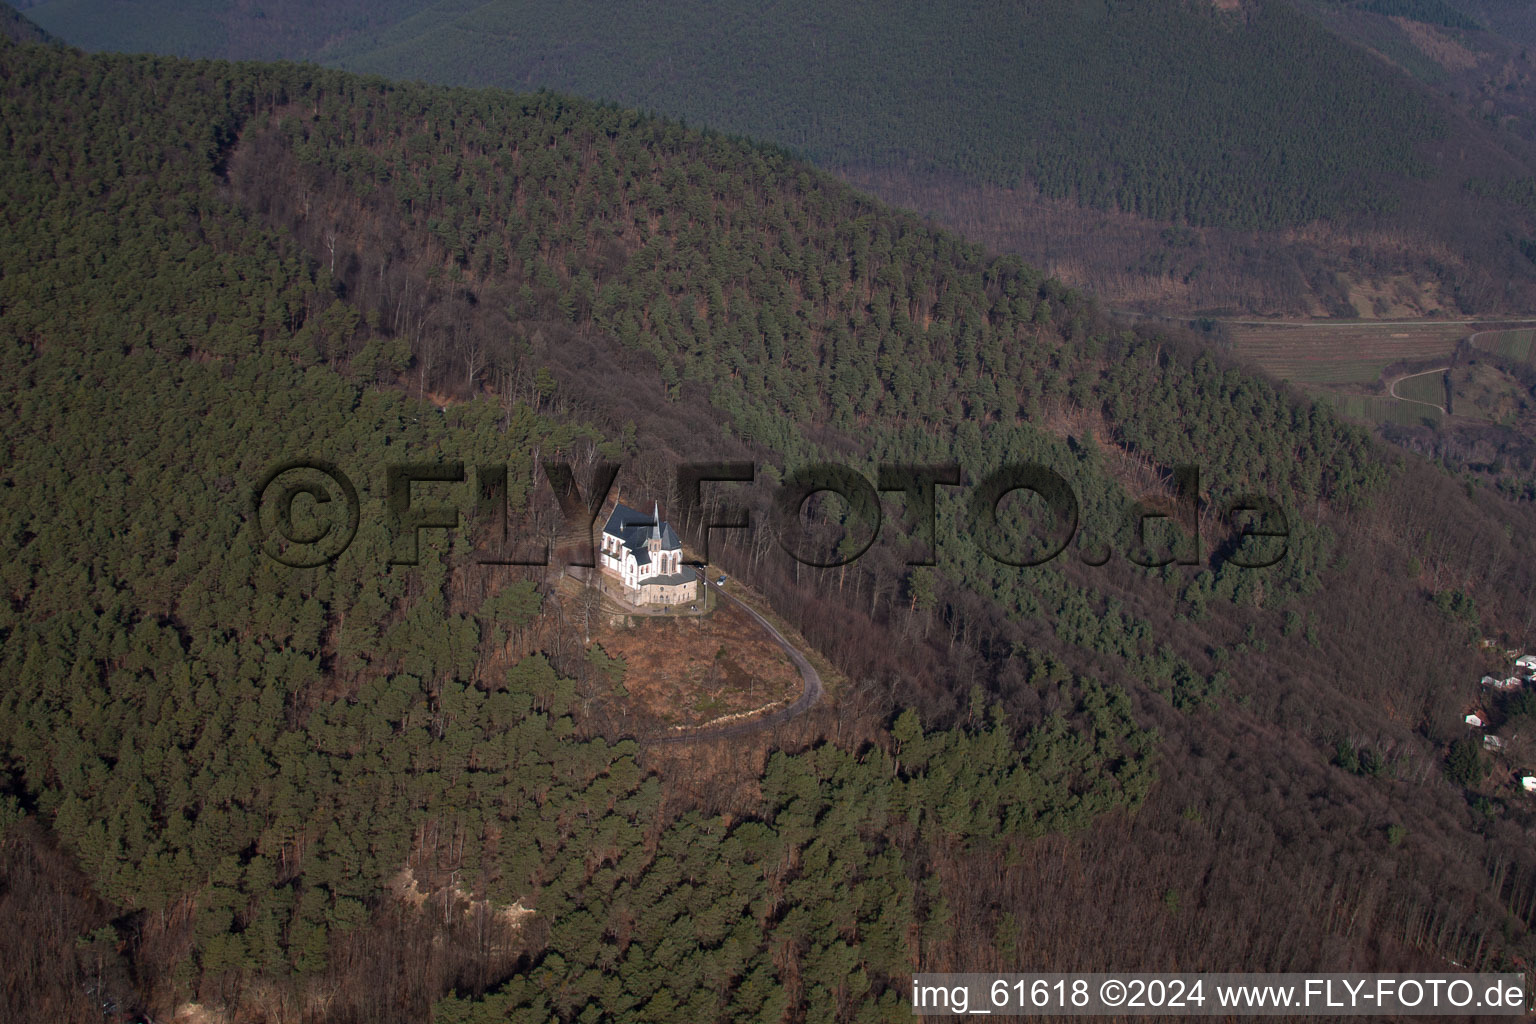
3,25,1536,1024
22,0,1448,230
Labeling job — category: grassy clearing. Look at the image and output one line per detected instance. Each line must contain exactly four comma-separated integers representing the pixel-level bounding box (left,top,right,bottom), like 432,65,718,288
1449,364,1528,424
1230,322,1469,383
715,579,847,697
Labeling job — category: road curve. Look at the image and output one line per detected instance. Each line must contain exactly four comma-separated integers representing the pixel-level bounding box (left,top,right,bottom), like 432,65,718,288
1387,366,1449,414
648,579,824,744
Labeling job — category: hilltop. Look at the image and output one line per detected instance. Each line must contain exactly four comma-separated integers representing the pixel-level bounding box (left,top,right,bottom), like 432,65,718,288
1,1,52,43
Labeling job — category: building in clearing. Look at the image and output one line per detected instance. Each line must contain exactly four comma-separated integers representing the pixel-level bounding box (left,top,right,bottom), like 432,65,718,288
1523,776,1536,794
598,501,699,606
1465,712,1487,728
1483,676,1526,692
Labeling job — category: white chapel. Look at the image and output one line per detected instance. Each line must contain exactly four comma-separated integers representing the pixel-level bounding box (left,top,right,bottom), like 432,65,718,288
598,502,700,605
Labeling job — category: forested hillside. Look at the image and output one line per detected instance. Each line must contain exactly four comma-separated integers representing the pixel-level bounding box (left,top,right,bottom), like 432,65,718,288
1306,0,1536,142
15,0,1443,229
322,0,1442,231
1,0,52,43
5,0,412,59
22,0,1536,315
5,32,1536,1024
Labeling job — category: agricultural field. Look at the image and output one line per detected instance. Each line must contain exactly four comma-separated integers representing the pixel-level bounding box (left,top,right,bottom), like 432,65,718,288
1312,363,1535,432
1472,328,1536,364
1228,321,1471,383
1316,391,1442,428
1393,370,1448,408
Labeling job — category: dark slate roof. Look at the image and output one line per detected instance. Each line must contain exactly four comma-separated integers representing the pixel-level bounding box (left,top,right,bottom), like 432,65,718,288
601,501,682,556
602,501,653,546
642,566,698,587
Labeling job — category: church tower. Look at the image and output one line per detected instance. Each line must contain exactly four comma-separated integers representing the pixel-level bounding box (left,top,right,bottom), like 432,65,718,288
645,501,661,567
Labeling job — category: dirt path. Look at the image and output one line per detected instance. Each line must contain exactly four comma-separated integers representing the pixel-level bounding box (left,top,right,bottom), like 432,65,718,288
1113,311,1536,330
1387,366,1449,414
648,578,824,744
1466,327,1527,351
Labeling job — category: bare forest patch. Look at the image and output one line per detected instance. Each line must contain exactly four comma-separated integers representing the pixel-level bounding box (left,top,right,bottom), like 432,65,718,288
834,165,1491,318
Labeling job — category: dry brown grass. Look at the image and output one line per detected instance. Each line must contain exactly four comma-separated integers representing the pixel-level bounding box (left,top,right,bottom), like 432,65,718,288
1392,17,1482,73
589,600,802,726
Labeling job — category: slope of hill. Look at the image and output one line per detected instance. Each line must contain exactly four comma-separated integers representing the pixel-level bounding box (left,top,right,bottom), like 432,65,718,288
9,0,417,59
1305,0,1536,125
5,32,1536,1023
0,0,53,43
23,0,1536,316
0,34,1163,1021
319,0,1442,230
